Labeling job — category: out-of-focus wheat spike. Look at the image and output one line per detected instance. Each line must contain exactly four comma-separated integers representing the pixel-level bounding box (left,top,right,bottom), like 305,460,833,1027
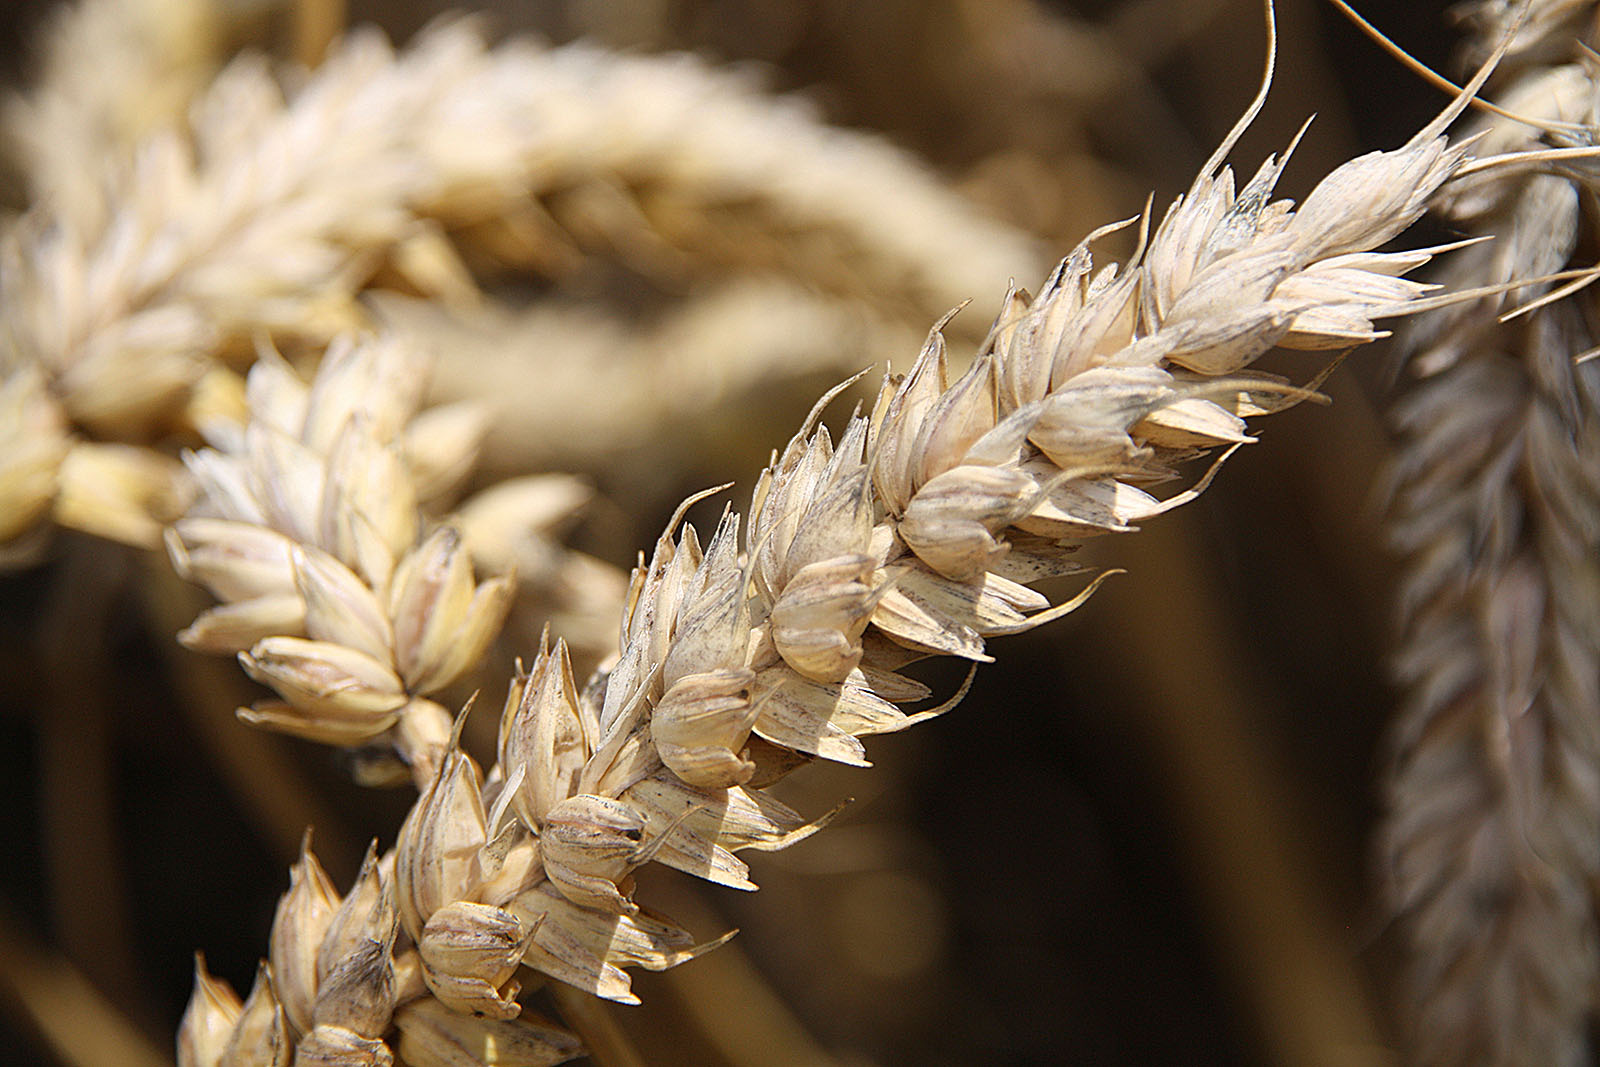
1453,0,1598,66
452,475,626,676
0,12,1041,564
412,34,1046,321
53,442,194,550
3,0,223,231
0,20,1041,448
0,12,1040,560
371,279,919,475
1380,3,1600,1063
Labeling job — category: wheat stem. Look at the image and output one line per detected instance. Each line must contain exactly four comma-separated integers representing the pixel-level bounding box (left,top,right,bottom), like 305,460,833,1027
37,537,142,1017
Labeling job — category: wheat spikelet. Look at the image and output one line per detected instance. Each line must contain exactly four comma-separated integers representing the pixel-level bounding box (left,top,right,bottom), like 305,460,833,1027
163,331,641,783
173,15,1506,1056
1379,2,1600,1063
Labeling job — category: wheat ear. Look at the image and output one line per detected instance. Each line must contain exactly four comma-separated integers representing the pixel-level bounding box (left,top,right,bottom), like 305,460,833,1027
0,15,1041,444
175,15,1504,1059
1379,2,1600,1063
0,14,1042,566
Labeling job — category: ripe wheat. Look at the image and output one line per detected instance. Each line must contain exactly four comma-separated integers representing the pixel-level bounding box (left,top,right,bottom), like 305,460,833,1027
166,11,1526,1060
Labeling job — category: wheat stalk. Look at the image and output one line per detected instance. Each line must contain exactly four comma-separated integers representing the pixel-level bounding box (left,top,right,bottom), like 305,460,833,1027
1378,2,1600,1063
169,11,1518,1059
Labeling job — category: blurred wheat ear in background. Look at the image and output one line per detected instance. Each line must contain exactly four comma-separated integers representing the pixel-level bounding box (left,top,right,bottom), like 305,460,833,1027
1379,2,1600,1064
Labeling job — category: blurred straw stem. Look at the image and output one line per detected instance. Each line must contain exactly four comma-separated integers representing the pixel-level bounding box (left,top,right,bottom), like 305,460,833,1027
550,982,649,1067
136,558,364,869
37,537,141,1019
1092,514,1392,1067
0,903,172,1067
